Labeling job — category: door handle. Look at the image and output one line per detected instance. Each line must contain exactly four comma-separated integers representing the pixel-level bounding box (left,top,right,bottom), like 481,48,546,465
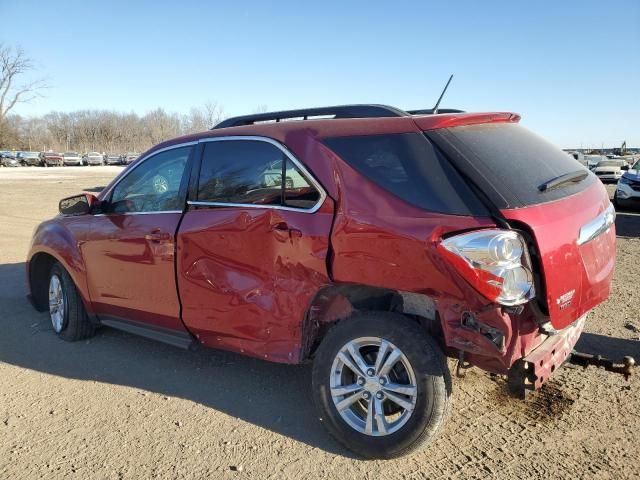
271,222,302,239
145,231,171,242
271,222,289,232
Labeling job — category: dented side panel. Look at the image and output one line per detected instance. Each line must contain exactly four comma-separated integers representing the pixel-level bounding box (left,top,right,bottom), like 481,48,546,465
176,200,334,363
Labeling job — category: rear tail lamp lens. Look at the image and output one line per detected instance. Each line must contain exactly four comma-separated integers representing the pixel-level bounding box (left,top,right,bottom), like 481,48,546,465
439,229,535,306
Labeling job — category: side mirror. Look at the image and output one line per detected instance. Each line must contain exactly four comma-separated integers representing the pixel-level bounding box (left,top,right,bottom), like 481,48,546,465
59,193,98,216
621,165,629,171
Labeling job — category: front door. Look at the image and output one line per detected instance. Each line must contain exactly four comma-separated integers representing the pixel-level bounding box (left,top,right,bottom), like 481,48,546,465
177,138,334,362
81,145,194,331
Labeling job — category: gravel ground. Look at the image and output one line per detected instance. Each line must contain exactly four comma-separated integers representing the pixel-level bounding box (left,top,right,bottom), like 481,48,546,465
0,167,638,479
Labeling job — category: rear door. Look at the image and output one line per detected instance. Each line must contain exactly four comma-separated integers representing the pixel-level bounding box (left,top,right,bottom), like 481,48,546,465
429,123,615,329
177,137,334,362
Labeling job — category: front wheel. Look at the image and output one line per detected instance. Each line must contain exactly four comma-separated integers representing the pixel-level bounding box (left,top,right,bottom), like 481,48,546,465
48,263,96,341
312,312,451,459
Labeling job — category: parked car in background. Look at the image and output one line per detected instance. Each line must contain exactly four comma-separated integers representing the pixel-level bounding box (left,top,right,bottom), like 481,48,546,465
1,151,20,167
592,159,627,182
41,152,64,167
85,152,104,166
567,151,588,168
62,152,83,166
124,152,139,165
26,104,626,459
614,159,640,209
104,153,123,165
585,155,606,170
19,151,42,166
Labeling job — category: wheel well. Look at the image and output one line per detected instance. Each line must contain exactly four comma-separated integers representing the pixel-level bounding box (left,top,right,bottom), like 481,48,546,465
301,285,440,361
29,253,57,311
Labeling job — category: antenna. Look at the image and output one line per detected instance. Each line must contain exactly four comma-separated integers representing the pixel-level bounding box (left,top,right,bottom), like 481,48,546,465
432,74,454,114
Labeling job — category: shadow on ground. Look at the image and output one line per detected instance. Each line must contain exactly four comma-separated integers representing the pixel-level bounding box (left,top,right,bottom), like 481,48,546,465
2,254,638,457
576,332,640,360
615,212,640,239
0,262,350,457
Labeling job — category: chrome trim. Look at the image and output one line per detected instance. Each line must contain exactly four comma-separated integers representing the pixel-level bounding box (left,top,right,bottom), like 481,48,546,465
577,203,616,245
93,210,182,217
100,141,198,201
191,135,327,214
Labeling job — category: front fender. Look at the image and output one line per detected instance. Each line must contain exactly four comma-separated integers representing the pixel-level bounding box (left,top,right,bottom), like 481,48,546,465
27,218,92,314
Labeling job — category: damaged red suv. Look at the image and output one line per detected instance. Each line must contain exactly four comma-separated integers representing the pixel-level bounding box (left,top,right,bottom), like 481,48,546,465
27,105,624,458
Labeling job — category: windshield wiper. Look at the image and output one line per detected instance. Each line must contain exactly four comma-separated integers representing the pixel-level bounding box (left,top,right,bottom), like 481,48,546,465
538,170,589,192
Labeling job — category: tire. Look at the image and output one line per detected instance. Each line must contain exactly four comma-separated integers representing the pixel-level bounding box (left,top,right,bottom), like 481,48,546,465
312,312,451,459
48,263,96,341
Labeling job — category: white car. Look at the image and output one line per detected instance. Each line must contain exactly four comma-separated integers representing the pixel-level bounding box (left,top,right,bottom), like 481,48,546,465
263,159,308,188
85,152,104,166
614,159,640,209
63,152,83,166
592,159,626,183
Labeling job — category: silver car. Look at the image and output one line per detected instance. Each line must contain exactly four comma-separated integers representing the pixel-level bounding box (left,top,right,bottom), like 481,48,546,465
63,152,83,166
85,152,104,166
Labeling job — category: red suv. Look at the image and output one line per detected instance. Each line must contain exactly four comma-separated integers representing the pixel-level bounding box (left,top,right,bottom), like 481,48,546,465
27,105,619,458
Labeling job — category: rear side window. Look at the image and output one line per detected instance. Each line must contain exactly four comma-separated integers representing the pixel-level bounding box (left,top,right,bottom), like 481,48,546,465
431,123,597,208
197,140,321,209
323,133,489,216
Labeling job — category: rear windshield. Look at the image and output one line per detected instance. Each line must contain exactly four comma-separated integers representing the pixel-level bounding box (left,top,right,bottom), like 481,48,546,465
322,133,489,216
429,123,597,208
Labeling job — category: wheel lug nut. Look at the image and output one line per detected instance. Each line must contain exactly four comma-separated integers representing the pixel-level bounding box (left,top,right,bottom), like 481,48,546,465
366,368,375,376
376,392,384,400
357,377,365,386
379,378,386,385
363,392,371,400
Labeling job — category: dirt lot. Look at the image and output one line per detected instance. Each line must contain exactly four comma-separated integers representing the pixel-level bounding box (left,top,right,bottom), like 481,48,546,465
0,166,638,479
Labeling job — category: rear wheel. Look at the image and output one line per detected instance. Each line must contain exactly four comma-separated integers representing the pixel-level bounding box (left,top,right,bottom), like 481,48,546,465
312,312,451,459
48,263,95,341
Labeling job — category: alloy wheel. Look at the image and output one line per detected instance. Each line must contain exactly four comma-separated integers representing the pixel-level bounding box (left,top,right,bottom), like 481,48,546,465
330,336,418,436
48,274,65,333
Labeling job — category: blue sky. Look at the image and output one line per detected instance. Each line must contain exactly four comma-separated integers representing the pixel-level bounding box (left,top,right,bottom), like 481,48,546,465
1,0,639,147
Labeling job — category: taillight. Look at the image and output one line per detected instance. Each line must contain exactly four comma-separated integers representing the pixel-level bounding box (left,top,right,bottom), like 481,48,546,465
438,229,535,306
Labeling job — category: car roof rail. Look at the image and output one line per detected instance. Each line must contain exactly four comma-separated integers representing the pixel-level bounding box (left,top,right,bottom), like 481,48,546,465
213,105,466,129
213,104,410,129
406,108,465,114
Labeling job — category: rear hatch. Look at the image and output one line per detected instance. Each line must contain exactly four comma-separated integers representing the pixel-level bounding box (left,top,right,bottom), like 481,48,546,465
427,121,615,329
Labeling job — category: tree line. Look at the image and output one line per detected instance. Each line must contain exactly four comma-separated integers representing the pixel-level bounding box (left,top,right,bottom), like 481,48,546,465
0,102,226,153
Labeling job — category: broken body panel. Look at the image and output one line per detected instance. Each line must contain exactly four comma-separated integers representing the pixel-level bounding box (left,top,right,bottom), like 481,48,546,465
26,111,619,391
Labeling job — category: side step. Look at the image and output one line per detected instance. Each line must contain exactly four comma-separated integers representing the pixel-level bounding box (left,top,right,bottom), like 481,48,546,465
100,317,197,350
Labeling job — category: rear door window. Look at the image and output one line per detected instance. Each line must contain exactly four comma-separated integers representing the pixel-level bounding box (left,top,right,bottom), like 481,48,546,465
197,140,322,210
322,133,489,216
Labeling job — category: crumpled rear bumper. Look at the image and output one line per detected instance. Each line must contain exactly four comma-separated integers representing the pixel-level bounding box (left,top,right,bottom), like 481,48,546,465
507,315,586,398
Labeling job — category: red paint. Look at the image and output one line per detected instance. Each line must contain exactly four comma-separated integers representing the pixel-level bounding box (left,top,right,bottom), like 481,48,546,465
176,200,335,362
27,111,615,389
501,180,615,329
76,213,186,331
413,112,520,130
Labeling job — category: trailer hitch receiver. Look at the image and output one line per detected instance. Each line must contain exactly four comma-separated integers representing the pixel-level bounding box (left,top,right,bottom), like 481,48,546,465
569,351,635,381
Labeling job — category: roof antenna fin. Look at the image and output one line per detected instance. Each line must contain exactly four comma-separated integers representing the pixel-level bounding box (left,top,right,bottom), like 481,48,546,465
432,74,454,114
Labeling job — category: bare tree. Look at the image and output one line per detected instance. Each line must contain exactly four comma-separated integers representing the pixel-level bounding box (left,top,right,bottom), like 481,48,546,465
0,102,229,152
0,44,47,123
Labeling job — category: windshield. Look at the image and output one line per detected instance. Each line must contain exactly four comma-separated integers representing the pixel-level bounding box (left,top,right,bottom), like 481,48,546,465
596,160,623,167
632,160,640,170
64,152,78,156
